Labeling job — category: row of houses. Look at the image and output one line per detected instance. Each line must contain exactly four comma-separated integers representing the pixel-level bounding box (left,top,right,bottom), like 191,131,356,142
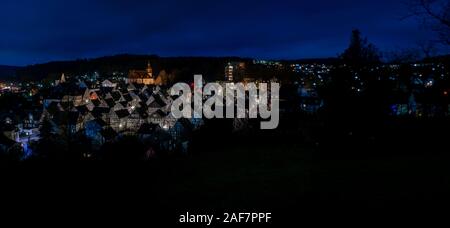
54,76,204,147
1,75,204,157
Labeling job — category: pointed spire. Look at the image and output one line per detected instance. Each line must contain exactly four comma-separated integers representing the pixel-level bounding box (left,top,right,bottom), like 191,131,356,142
146,61,153,77
60,73,66,83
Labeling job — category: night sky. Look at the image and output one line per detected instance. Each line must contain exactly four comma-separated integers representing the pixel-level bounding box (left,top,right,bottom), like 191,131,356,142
0,0,443,66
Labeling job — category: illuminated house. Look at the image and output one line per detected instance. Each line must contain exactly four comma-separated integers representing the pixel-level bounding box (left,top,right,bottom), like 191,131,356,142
128,62,155,85
225,62,246,82
35,75,203,151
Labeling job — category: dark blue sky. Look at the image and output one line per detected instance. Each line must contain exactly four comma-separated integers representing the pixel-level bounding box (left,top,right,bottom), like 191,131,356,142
0,0,443,66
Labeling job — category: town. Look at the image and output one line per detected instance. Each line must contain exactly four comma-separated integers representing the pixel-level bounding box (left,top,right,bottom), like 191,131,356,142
170,75,280,129
2,0,450,225
1,52,450,161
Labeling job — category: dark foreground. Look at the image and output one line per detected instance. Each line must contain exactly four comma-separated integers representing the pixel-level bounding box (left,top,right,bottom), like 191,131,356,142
2,117,450,225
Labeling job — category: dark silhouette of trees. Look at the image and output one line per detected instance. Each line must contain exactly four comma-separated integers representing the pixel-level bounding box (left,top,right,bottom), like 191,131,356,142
385,48,422,64
418,40,438,58
320,30,388,156
340,29,381,67
408,0,450,45
31,134,68,160
39,118,53,139
100,135,147,161
67,133,93,160
0,144,24,162
31,118,68,160
0,93,27,112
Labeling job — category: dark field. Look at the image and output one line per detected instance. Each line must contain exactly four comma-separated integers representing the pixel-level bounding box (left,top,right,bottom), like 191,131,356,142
3,116,450,225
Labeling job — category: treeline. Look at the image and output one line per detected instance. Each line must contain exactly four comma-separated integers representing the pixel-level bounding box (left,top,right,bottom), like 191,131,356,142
15,54,344,83
0,65,21,81
16,54,251,82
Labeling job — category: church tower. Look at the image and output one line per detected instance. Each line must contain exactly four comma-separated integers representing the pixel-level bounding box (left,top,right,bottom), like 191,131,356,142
60,73,66,83
146,61,153,78
128,61,155,85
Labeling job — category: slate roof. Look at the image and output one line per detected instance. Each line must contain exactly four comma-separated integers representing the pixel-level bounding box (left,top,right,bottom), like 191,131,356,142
91,99,101,106
150,109,167,118
104,98,116,108
115,109,130,119
123,93,133,102
148,94,167,108
111,91,122,101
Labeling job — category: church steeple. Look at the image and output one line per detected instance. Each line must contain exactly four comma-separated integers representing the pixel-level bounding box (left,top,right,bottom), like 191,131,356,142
128,61,155,85
146,61,153,77
60,73,66,83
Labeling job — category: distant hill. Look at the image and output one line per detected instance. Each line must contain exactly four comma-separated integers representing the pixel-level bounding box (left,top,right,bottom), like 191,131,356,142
0,65,21,81
281,57,340,64
423,54,450,63
16,54,251,82
14,54,340,82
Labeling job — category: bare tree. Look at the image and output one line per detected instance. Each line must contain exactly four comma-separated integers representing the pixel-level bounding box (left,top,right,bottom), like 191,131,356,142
417,40,437,58
340,29,381,66
408,0,450,45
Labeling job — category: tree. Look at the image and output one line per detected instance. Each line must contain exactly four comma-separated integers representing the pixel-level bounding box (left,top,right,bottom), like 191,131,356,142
100,135,147,161
408,0,450,45
417,40,438,58
31,117,68,160
39,117,54,139
0,144,24,162
340,29,381,67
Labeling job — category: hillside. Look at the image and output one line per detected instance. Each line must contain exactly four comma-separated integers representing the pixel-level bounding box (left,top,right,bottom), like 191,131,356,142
16,54,250,82
0,65,21,81
14,54,338,82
